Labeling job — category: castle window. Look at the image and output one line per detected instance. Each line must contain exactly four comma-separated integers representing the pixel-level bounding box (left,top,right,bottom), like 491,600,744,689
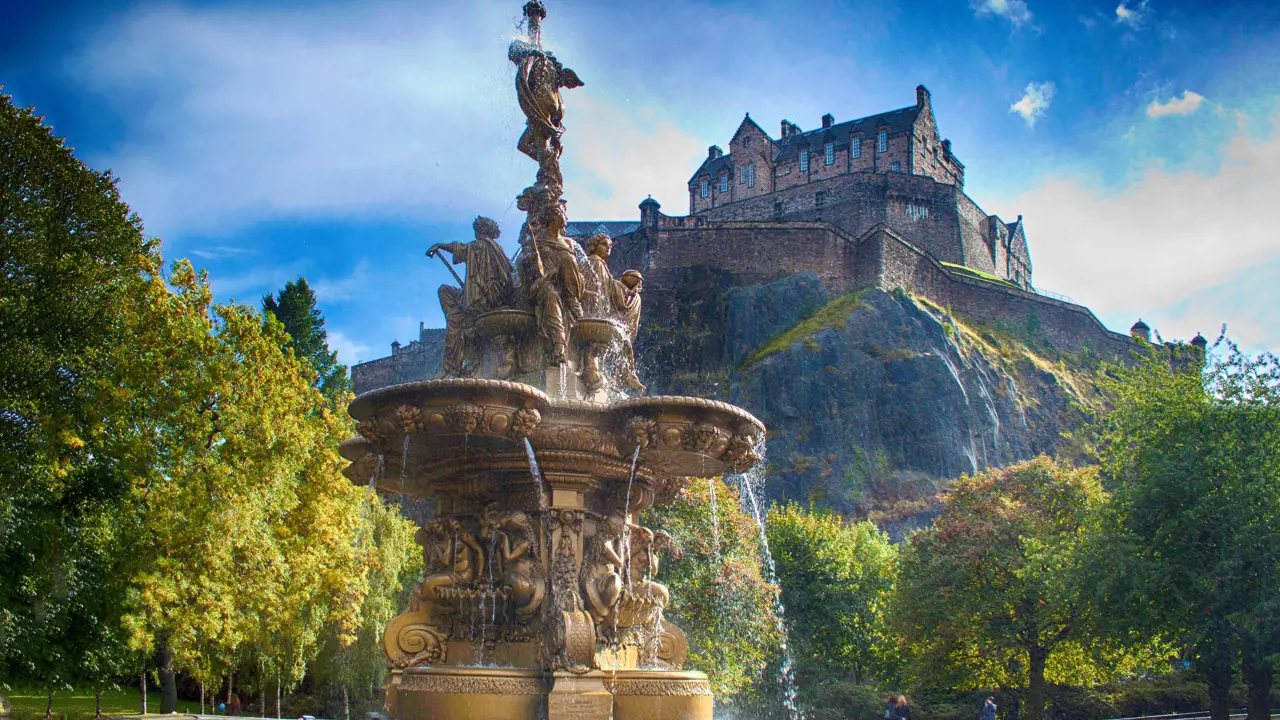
777,167,784,177
825,142,834,164
906,202,929,221
815,190,827,209
700,178,709,198
878,130,887,153
743,137,751,148
720,174,729,192
748,162,756,188
740,167,746,184
852,137,862,159
800,149,809,171
774,201,783,219
892,161,901,172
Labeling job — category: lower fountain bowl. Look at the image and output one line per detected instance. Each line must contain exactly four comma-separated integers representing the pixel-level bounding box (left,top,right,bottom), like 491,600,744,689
387,666,713,720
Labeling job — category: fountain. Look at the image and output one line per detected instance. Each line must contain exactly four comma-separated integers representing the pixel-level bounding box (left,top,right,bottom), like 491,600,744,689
337,3,766,718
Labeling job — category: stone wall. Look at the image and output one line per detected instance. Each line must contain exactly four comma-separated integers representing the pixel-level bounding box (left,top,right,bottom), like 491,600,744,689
351,328,445,395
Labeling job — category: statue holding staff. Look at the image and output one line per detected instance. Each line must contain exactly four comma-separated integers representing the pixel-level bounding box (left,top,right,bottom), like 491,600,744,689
427,216,513,377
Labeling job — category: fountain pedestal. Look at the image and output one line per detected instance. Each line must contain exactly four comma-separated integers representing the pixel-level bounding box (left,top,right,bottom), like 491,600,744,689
342,2,767,716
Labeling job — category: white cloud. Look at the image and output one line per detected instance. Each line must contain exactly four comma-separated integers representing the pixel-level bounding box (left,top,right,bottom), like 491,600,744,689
560,96,705,219
1115,0,1148,27
328,329,371,365
992,111,1280,351
1010,82,1056,126
971,0,1033,28
69,1,535,237
1147,90,1206,118
190,245,252,260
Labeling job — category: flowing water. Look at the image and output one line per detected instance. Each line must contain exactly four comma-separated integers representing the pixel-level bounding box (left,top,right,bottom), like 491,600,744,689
367,454,385,490
522,437,546,510
732,442,804,720
707,477,722,565
401,434,411,477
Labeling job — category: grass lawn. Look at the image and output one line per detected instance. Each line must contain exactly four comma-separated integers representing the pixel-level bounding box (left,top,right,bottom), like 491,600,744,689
3,686,202,719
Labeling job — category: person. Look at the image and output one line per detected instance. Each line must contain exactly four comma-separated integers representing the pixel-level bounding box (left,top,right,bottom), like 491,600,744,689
227,694,242,716
893,694,912,720
883,695,897,719
582,233,644,392
981,696,998,720
427,216,514,377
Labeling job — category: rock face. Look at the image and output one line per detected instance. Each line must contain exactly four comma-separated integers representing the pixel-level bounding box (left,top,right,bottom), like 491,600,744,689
636,272,1097,534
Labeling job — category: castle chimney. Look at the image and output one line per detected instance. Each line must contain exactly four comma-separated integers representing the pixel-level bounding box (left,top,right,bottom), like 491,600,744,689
942,138,952,155
1130,319,1151,343
821,113,834,129
419,321,426,342
639,195,661,228
708,145,723,159
781,120,791,139
916,84,931,111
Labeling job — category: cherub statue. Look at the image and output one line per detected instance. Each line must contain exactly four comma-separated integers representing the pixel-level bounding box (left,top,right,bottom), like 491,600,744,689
418,519,483,607
480,507,546,623
625,526,670,611
581,514,627,627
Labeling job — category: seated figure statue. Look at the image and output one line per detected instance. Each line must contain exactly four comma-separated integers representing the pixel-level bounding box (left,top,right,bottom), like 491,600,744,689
582,233,644,393
427,216,513,377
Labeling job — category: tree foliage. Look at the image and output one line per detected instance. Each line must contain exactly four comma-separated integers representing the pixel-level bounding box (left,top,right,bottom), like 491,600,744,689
643,477,782,702
263,278,351,402
1088,345,1280,720
766,503,898,683
0,92,419,702
890,456,1171,720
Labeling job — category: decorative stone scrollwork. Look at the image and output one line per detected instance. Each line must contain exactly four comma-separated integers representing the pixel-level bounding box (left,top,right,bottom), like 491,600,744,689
399,674,546,695
531,424,620,456
723,431,763,471
654,621,690,670
392,624,448,668
445,403,485,433
605,678,713,696
624,417,657,450
510,407,541,437
395,404,424,434
684,422,725,453
356,418,395,448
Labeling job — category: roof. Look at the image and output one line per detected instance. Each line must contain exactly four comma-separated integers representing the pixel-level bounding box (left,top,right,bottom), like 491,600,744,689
774,105,920,162
564,221,641,238
687,153,737,184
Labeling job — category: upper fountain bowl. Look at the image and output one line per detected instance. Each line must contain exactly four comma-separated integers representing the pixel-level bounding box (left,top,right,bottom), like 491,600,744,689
343,378,764,507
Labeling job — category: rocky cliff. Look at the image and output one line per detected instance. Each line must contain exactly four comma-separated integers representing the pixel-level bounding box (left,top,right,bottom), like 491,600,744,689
636,271,1103,537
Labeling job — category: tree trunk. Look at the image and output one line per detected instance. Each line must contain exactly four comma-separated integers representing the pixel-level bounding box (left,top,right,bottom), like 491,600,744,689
46,690,55,720
227,671,233,708
1242,644,1272,720
158,644,178,714
1025,647,1049,720
342,685,350,720
95,691,102,719
200,682,205,716
275,670,281,720
1208,658,1232,720
141,670,148,715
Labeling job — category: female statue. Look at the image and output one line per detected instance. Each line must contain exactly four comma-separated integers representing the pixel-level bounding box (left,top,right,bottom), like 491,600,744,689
419,519,483,606
626,526,671,610
582,514,627,626
481,510,546,623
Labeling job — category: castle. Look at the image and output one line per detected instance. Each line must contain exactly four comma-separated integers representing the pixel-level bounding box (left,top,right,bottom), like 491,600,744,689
353,87,1136,394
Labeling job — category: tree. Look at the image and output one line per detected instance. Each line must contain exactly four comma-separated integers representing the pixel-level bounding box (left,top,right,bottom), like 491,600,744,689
766,503,898,706
889,456,1170,720
0,89,154,695
1089,344,1280,720
263,278,351,402
643,477,782,706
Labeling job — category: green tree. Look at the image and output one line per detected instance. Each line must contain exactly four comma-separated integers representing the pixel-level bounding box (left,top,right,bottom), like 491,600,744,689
766,502,898,715
0,89,153,697
643,477,782,706
890,456,1170,720
263,278,351,402
1089,345,1280,720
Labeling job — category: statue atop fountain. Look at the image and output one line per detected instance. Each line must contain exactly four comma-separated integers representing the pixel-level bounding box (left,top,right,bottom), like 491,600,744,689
341,2,766,717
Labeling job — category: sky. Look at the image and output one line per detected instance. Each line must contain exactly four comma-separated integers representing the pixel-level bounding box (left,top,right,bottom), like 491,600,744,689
3,0,1279,365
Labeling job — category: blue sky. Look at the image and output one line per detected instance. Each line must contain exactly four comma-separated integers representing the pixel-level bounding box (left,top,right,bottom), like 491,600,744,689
4,0,1279,364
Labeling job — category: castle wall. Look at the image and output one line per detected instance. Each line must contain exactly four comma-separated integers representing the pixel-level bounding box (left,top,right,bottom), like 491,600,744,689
860,226,1131,356
351,329,445,395
695,171,975,270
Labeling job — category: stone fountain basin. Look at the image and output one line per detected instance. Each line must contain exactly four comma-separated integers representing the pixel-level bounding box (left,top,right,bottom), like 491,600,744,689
472,309,628,346
342,378,764,501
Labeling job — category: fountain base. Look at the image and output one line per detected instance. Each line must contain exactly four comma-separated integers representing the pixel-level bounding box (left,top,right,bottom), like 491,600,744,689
387,666,713,720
